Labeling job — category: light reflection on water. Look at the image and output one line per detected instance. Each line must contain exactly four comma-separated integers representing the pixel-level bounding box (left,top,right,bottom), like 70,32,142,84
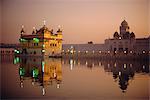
1,55,149,100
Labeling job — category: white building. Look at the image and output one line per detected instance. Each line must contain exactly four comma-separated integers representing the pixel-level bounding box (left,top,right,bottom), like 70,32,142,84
104,20,149,55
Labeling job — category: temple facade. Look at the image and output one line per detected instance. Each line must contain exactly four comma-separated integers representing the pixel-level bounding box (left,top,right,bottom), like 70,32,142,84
105,20,136,55
19,23,63,57
105,20,149,55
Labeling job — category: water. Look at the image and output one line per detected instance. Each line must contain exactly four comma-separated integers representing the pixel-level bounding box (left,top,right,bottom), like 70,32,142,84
1,55,149,100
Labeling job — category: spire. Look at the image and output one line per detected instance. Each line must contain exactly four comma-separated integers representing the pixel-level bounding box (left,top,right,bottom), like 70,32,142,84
58,25,61,29
32,27,37,34
43,20,46,26
22,25,24,28
20,25,25,34
57,25,62,33
130,32,135,39
50,29,54,34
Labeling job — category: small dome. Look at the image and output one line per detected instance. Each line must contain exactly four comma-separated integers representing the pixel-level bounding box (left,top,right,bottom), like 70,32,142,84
20,25,25,34
57,28,62,33
130,32,135,39
21,28,25,34
113,31,120,39
121,20,128,26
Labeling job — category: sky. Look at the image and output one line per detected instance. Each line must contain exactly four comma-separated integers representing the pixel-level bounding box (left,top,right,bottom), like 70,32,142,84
0,0,150,44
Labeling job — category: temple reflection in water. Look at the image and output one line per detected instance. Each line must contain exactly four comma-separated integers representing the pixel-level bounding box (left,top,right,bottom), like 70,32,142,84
13,57,149,95
14,57,62,96
62,58,149,93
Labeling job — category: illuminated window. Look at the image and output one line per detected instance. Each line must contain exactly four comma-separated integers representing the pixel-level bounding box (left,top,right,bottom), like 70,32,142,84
123,64,127,69
143,65,145,69
14,49,20,54
20,38,27,42
19,67,25,76
119,72,121,76
42,61,45,72
42,50,45,53
124,51,127,54
99,51,101,53
70,50,73,54
33,38,39,43
142,50,145,54
32,68,39,78
14,57,20,64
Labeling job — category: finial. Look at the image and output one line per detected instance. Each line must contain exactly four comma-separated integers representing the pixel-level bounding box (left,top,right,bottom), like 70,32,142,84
43,20,46,26
32,27,36,34
57,25,62,33
58,25,61,29
33,27,35,30
21,25,25,34
21,25,24,28
123,17,126,21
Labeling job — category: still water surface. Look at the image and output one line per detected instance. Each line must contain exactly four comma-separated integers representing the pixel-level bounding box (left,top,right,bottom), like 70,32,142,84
1,55,149,100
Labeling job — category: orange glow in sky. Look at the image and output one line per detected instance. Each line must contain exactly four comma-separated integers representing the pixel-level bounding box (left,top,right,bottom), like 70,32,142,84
1,0,150,44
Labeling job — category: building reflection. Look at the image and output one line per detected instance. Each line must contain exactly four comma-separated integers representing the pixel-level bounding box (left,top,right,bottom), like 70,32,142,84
62,58,149,93
102,60,149,93
16,57,62,96
14,57,149,94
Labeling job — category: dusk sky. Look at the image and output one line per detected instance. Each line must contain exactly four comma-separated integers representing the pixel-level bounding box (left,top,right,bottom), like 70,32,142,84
1,0,150,44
